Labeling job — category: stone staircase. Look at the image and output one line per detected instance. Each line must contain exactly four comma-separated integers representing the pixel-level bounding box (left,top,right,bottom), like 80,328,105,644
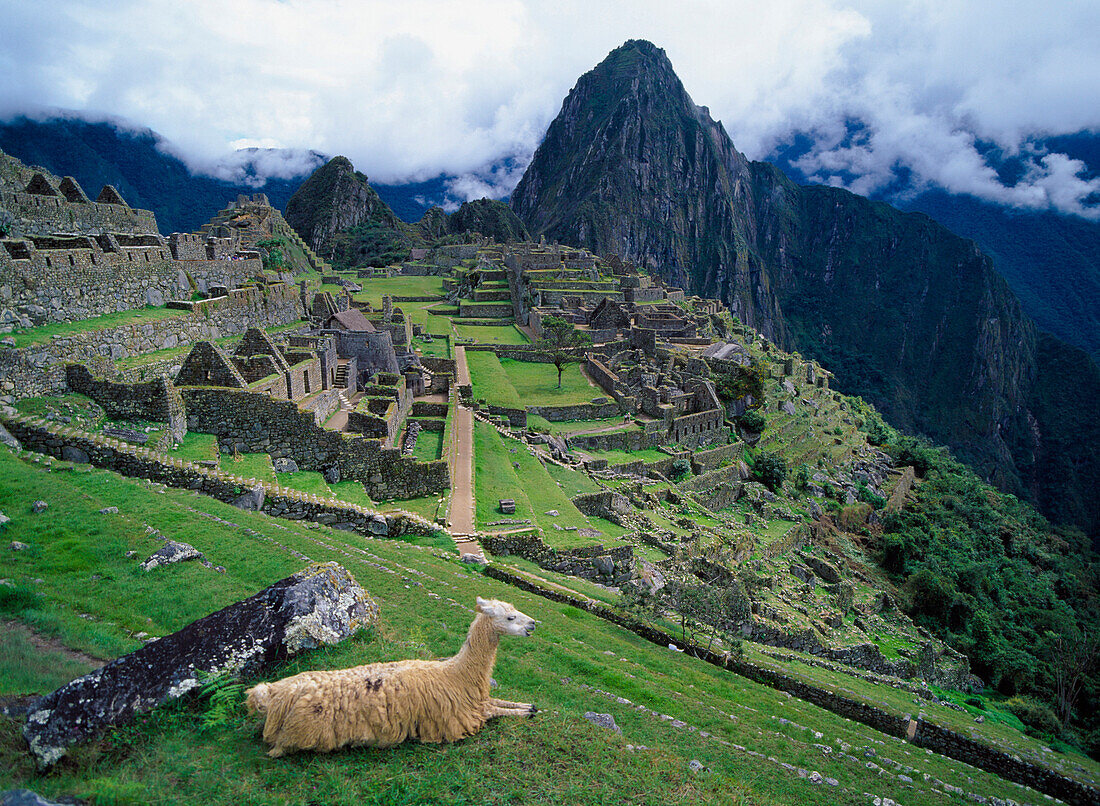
334,363,350,389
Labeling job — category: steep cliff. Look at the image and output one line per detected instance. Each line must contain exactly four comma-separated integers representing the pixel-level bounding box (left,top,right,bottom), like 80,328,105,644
511,40,1098,538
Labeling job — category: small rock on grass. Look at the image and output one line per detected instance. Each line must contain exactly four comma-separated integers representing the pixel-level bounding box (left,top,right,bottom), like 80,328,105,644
688,759,706,773
141,541,203,571
583,712,621,733
98,507,118,515
0,511,10,528
10,541,28,551
31,501,47,514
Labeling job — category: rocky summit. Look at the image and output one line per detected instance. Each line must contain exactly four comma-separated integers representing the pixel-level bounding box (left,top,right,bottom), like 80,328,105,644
511,39,1100,541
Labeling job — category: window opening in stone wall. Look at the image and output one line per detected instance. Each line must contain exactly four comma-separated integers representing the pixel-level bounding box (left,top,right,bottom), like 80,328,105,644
304,370,310,394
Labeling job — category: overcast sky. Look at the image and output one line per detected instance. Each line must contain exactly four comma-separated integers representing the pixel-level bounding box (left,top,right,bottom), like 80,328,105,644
2,0,1099,217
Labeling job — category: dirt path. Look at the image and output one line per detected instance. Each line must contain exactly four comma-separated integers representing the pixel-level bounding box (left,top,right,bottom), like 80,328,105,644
3,619,105,669
448,346,481,557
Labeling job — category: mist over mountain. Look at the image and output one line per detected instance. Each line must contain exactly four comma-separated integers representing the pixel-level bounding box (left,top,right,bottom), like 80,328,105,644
510,39,1100,540
0,116,322,233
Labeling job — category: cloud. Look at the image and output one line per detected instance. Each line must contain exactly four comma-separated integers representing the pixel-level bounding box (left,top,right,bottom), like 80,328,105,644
1,0,1098,216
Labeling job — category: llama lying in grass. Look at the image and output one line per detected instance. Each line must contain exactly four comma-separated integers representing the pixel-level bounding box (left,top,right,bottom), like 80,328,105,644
245,597,537,757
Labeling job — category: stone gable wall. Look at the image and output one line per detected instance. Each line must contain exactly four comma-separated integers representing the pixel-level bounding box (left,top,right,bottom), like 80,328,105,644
1,189,158,235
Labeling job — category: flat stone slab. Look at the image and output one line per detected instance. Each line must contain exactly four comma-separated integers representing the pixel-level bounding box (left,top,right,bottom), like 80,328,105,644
23,562,378,767
102,427,148,445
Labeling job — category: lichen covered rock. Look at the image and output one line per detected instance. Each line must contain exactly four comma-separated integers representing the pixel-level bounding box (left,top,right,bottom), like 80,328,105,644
23,562,377,767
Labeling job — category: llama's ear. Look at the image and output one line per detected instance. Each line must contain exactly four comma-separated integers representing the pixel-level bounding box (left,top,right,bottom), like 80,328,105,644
476,597,499,616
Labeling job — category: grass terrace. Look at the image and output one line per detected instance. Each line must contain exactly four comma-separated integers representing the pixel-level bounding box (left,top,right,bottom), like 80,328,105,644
352,275,448,303
10,306,188,348
452,323,530,345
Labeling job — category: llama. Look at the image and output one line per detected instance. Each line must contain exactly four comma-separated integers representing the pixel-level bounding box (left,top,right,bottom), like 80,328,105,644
245,596,537,757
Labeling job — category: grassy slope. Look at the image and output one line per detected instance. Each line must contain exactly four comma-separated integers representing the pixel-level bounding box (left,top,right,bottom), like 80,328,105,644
0,447,1075,806
474,421,600,547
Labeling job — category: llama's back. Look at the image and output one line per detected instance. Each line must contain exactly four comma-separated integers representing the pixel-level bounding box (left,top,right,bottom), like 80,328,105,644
247,660,444,755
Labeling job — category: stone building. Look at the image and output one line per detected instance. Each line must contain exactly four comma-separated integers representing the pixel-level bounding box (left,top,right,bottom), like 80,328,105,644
0,162,262,327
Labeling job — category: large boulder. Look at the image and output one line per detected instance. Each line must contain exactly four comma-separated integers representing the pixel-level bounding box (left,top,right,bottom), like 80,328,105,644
23,562,378,767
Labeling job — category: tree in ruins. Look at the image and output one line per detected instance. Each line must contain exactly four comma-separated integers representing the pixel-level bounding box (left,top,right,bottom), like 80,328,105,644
534,315,592,388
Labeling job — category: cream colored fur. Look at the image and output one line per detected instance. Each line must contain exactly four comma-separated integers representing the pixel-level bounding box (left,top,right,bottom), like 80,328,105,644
245,597,537,757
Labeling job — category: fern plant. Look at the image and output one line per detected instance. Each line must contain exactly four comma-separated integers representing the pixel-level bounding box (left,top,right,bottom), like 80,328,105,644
195,669,248,732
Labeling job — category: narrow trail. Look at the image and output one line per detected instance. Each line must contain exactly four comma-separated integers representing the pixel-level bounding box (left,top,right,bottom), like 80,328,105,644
448,346,480,557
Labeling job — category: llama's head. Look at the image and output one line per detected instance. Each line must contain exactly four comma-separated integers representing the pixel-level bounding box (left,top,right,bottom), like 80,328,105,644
476,597,537,637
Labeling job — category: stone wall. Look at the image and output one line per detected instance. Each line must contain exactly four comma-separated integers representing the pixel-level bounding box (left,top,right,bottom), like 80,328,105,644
690,441,742,473
567,426,656,453
0,284,305,398
486,404,527,428
66,364,172,422
332,329,399,375
182,386,447,499
886,466,916,512
570,490,631,523
668,408,726,448
2,413,444,543
527,401,623,422
480,531,634,586
678,463,744,511
1,237,260,326
0,189,158,236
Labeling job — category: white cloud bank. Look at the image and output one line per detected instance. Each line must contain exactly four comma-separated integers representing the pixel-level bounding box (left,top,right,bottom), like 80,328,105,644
1,0,1098,216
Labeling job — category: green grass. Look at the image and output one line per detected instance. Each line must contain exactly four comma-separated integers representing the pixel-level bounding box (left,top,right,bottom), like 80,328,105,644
279,471,333,497
474,419,534,528
582,447,671,465
453,323,530,345
0,626,99,695
466,350,521,408
411,429,444,462
353,275,447,304
328,480,375,508
380,494,446,523
0,446,1089,805
224,452,275,483
475,422,599,547
545,461,603,498
10,306,187,348
173,433,218,463
499,358,602,407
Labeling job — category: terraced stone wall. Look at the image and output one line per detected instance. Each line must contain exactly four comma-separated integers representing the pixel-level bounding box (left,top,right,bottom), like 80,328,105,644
0,284,305,398
182,386,447,498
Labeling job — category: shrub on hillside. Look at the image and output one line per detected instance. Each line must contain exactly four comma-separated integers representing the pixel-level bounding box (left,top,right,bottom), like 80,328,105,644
738,409,766,434
752,450,787,491
670,458,691,480
1005,696,1061,737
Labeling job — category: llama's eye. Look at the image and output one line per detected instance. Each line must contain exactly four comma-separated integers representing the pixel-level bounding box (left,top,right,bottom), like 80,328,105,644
507,616,515,621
